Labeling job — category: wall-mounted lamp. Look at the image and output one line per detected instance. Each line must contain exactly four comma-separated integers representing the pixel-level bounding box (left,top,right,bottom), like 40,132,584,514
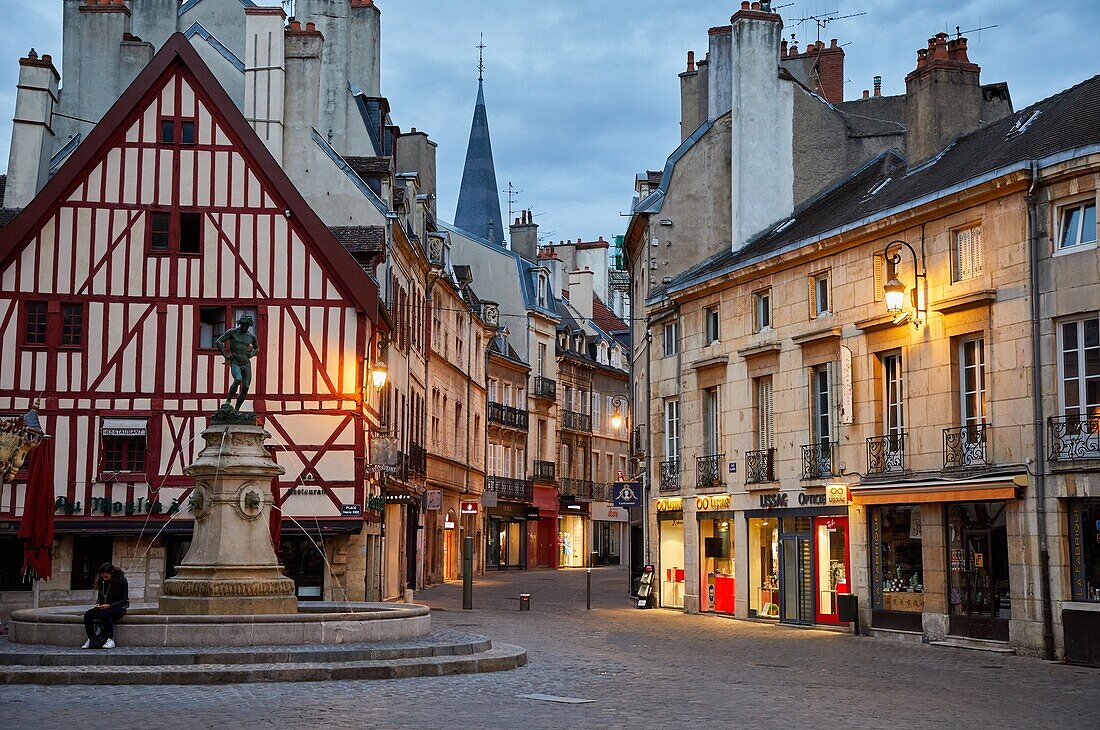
882,239,926,327
368,333,389,390
610,395,627,431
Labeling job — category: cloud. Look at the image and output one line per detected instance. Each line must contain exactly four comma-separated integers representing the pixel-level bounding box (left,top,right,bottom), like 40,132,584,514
0,0,1095,242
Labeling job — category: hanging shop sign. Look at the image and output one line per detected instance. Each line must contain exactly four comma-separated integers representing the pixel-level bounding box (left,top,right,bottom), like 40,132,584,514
366,495,385,512
460,500,480,515
826,484,851,506
655,497,683,512
696,494,731,512
367,434,399,473
613,481,641,507
425,489,442,511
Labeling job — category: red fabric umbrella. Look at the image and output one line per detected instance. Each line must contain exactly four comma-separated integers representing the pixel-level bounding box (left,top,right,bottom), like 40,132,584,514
18,437,55,581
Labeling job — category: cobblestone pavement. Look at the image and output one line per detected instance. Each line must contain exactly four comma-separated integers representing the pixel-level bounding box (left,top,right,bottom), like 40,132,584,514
2,566,1095,729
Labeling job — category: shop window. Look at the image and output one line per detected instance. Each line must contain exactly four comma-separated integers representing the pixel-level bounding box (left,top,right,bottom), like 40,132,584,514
700,518,734,614
165,535,192,579
71,536,113,590
659,518,686,609
704,305,720,344
953,225,984,281
753,290,771,333
0,537,32,591
871,506,924,628
1058,200,1096,250
748,517,779,617
946,502,1010,641
663,320,679,357
279,534,325,600
1068,499,1100,601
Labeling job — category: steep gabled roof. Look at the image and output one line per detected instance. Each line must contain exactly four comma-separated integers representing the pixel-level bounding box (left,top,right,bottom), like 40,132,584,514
454,80,504,244
592,294,628,334
0,33,380,324
662,73,1100,298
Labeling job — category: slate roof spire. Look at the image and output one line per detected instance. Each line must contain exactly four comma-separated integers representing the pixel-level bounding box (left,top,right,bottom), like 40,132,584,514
454,36,505,245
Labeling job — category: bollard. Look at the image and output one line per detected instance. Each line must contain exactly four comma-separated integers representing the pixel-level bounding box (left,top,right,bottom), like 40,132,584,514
462,535,473,610
586,567,592,610
519,593,530,611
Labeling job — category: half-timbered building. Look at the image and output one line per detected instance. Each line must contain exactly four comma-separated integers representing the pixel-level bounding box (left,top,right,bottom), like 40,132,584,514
0,35,386,610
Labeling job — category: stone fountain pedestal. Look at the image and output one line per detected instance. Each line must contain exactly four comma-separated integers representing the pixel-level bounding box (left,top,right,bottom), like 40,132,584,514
159,420,297,615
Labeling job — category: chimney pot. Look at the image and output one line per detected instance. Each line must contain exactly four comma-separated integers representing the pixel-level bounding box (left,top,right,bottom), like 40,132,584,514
830,38,838,48
741,2,751,9
862,89,869,99
790,43,799,55
781,39,788,56
751,2,761,10
289,19,301,31
873,75,882,96
687,50,695,72
306,22,317,32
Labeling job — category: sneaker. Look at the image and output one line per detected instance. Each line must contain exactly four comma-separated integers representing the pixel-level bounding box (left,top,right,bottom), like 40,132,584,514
102,639,115,649
81,640,91,649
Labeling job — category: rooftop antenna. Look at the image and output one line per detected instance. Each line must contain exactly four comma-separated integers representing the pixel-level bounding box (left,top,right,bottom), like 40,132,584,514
953,21,999,41
477,33,486,82
792,9,867,43
504,181,524,222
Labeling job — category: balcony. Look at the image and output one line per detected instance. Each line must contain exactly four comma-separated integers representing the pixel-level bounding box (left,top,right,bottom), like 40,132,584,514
533,460,556,482
745,448,776,484
560,478,594,500
1049,414,1100,461
802,442,837,480
696,453,724,489
488,402,529,430
943,424,991,469
630,425,647,457
408,442,427,476
867,433,907,475
486,475,533,502
562,410,592,433
532,376,557,400
592,483,614,501
659,458,680,493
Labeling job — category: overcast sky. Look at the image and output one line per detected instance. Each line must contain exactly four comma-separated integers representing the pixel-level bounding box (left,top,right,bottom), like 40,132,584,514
0,0,1096,243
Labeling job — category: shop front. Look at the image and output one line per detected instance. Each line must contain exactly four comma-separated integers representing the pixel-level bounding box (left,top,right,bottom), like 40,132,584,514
558,500,588,568
1065,497,1100,666
696,494,735,615
747,489,850,626
532,485,559,569
591,501,628,566
486,504,533,570
655,497,685,609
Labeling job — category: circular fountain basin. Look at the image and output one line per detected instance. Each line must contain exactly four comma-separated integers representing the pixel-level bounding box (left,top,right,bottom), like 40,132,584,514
8,602,431,647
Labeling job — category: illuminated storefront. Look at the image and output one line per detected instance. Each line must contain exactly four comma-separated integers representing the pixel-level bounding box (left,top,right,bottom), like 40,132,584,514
655,497,685,609
696,494,734,615
558,507,587,568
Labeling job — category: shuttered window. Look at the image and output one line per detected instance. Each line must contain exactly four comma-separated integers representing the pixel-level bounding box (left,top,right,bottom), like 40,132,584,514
954,226,984,281
756,376,774,450
664,399,680,460
873,253,886,301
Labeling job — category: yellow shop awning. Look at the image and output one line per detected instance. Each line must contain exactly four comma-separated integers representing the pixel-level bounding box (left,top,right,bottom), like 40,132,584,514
851,476,1021,506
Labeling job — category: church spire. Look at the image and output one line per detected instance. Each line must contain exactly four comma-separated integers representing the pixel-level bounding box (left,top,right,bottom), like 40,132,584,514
454,35,504,245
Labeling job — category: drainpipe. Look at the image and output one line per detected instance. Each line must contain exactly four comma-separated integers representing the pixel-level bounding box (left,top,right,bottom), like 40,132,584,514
1026,160,1056,661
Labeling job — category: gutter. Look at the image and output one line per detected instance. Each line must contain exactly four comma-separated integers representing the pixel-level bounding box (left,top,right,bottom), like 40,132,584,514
1026,160,1056,661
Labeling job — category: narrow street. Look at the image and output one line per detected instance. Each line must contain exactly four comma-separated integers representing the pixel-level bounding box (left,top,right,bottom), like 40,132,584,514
1,566,1095,729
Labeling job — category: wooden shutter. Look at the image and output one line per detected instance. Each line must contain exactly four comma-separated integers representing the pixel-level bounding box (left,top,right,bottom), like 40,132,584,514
757,377,774,450
873,253,885,301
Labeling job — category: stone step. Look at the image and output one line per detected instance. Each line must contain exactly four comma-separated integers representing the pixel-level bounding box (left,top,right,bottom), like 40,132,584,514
0,643,527,685
0,631,491,667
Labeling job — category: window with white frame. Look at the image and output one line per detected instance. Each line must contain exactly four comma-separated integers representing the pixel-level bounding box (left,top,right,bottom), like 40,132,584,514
811,365,832,445
953,225,984,281
882,353,905,438
663,320,679,356
704,306,720,344
959,337,987,427
753,290,771,333
1059,317,1100,420
488,378,498,403
811,273,830,317
664,398,680,461
702,387,720,456
1058,200,1097,250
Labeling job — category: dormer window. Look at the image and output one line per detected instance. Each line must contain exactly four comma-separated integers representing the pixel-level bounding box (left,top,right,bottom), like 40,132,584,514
536,274,548,308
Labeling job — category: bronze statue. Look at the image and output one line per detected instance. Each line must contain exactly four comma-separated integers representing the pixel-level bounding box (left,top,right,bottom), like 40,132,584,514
215,313,258,418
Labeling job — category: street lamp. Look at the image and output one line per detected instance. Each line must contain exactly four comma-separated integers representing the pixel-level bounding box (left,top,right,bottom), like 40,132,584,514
369,360,388,389
610,395,627,431
882,239,926,326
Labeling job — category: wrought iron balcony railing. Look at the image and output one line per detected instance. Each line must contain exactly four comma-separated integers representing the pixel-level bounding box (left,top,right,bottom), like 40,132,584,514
659,458,680,493
532,376,557,400
562,410,592,433
408,441,427,476
486,475,533,502
696,453,724,489
802,441,837,480
488,402,529,430
867,432,906,475
592,483,614,501
560,478,594,500
943,424,991,469
533,460,556,482
745,448,775,484
1048,414,1100,461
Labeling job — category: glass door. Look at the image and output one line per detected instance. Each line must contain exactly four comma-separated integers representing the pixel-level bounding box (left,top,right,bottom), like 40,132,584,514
813,516,850,624
948,503,1010,640
780,528,813,624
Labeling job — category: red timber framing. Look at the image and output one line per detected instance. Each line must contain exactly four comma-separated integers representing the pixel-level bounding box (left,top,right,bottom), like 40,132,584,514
0,34,386,530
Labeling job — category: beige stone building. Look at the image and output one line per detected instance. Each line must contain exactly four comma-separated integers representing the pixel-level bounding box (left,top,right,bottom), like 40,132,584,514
626,5,1100,662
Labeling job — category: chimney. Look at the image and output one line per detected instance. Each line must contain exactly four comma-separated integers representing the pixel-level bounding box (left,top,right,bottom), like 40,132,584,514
679,50,707,141
779,35,845,103
348,0,382,139
4,50,60,209
59,0,132,137
510,209,539,262
706,25,733,119
244,7,287,164
873,75,882,97
129,0,181,49
568,269,595,321
295,0,350,155
282,18,324,180
905,31,982,164
729,2,792,250
397,129,438,216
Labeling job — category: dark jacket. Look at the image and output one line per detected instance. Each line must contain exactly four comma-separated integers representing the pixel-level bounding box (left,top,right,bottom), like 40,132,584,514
96,574,130,610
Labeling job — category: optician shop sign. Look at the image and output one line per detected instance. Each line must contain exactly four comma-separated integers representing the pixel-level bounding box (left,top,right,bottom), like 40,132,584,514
655,497,683,512
759,487,851,509
695,494,731,512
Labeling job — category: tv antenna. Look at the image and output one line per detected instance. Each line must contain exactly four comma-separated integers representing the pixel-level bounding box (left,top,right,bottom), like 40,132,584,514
504,181,524,221
952,22,999,41
477,33,486,81
792,10,867,43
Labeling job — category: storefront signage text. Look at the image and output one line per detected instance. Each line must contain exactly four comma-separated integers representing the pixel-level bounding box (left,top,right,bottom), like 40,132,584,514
425,489,442,511
55,495,180,516
826,484,851,506
759,491,847,509
696,494,731,512
655,497,683,512
460,500,479,515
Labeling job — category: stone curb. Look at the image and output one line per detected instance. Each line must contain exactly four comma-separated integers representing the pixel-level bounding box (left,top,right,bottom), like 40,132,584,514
0,643,528,685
